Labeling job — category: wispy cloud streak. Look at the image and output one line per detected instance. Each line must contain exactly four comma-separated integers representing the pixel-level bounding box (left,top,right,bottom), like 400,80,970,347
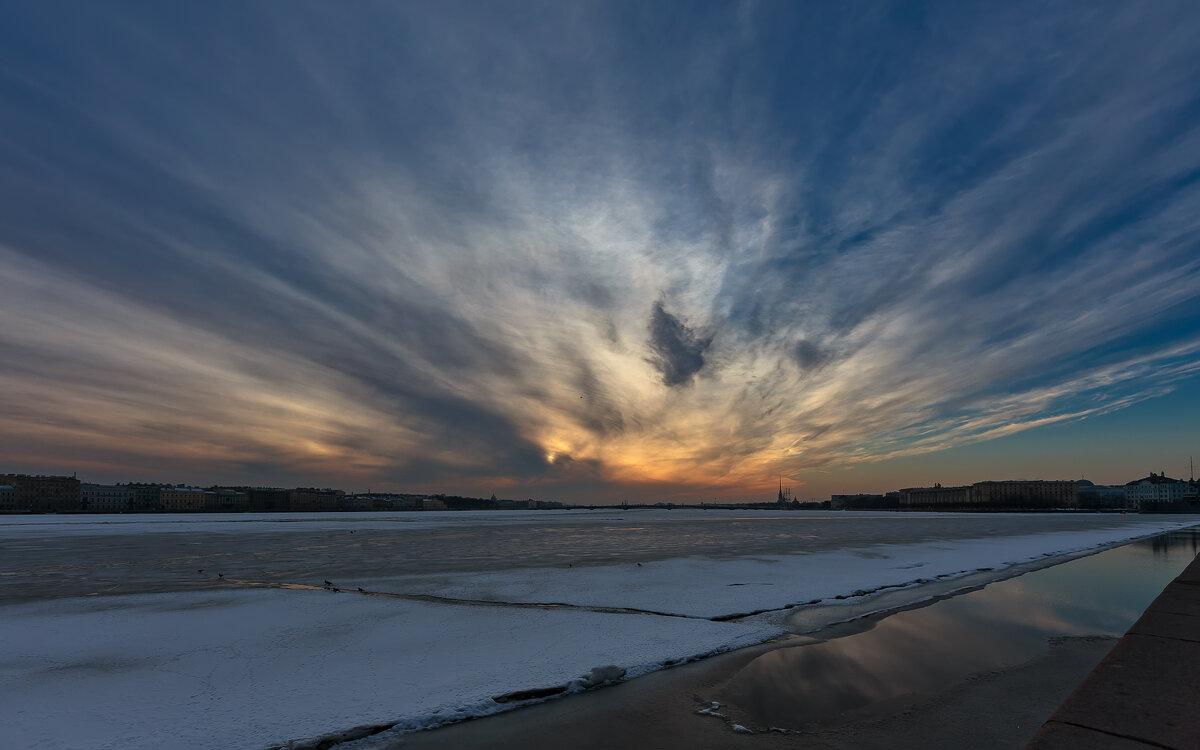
0,2,1198,497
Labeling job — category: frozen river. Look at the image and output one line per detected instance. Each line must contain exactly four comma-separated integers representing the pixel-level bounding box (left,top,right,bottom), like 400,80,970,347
3,509,1195,603
1,510,1196,749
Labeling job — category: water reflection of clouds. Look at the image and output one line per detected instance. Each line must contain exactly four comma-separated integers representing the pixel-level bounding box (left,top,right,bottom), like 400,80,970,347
724,600,1047,728
721,530,1200,730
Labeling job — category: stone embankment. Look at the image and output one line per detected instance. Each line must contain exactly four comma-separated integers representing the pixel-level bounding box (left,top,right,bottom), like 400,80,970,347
1026,551,1200,749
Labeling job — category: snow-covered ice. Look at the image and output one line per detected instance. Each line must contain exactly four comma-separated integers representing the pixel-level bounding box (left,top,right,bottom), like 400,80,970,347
362,524,1197,619
0,589,777,750
1,510,1195,749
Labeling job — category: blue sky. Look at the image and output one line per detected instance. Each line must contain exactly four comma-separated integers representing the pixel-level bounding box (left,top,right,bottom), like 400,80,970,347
1,1,1198,500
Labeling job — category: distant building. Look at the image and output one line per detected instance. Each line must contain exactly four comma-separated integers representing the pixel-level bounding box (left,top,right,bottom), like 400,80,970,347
1124,473,1190,507
394,495,425,511
124,484,163,512
205,488,249,512
81,484,136,513
898,480,1079,509
898,484,971,507
288,488,345,512
1076,480,1127,509
160,487,206,512
0,474,82,512
0,484,15,512
832,493,880,509
831,493,900,510
353,493,423,511
343,494,375,511
971,480,1079,508
245,487,290,512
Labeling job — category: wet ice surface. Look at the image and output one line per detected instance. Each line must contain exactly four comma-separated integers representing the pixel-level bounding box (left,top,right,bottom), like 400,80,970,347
718,527,1200,733
0,510,1195,749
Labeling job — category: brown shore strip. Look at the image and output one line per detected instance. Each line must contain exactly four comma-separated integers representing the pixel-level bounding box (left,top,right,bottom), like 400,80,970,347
1026,552,1200,749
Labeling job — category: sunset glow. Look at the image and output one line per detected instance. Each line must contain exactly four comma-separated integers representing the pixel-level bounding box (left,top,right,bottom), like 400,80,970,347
2,2,1199,501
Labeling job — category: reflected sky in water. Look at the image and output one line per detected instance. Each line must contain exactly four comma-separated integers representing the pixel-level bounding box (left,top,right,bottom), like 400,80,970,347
722,528,1200,730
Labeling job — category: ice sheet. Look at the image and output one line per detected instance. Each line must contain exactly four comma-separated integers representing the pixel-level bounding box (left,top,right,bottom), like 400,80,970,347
1,511,1195,749
352,521,1200,618
0,589,779,750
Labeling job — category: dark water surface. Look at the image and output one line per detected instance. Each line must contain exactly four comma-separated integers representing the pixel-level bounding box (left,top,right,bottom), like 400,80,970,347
720,527,1200,732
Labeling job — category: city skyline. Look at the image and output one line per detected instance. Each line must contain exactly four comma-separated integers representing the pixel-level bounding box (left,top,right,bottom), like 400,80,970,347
4,464,1193,513
2,2,1200,503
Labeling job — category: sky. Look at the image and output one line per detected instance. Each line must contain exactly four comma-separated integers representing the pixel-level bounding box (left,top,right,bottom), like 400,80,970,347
2,1,1199,502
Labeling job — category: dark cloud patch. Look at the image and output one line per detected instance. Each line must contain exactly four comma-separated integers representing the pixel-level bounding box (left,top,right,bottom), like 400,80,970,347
411,395,549,475
600,318,620,346
803,424,834,441
791,339,830,371
647,301,712,387
324,366,553,481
